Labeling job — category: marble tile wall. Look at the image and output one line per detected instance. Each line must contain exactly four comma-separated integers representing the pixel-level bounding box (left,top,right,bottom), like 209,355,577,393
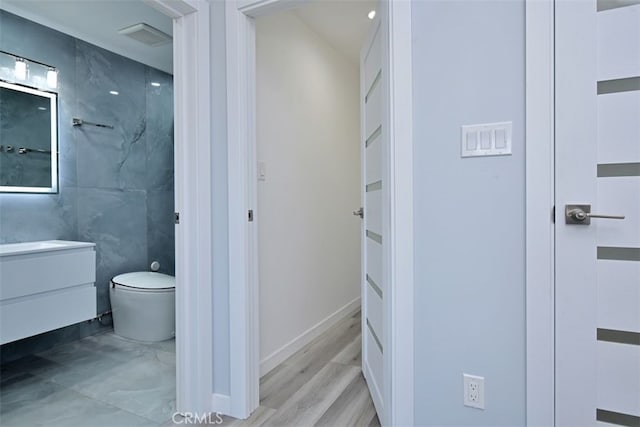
0,11,175,362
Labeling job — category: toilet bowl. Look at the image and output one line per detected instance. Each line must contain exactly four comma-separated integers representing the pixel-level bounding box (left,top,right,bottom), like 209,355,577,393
110,272,175,342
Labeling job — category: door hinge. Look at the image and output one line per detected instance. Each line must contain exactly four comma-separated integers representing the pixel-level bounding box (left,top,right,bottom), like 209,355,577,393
551,206,555,224
174,212,180,224
248,209,254,222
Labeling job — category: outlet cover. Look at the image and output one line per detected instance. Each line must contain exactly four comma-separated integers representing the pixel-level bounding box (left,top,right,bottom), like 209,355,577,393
463,373,485,409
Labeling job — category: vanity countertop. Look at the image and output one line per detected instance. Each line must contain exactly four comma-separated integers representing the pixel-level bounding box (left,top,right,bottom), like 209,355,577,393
0,240,96,257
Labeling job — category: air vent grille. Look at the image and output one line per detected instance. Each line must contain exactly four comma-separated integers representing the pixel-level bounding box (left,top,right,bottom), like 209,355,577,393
118,23,171,47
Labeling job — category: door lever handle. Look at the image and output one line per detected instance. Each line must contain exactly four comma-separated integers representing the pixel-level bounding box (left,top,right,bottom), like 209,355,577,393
565,204,625,225
353,207,364,219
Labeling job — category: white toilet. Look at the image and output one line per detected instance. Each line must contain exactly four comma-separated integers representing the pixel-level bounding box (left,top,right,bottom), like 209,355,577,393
110,272,175,342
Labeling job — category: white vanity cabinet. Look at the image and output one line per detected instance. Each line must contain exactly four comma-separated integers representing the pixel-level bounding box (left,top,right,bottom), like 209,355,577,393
0,240,97,344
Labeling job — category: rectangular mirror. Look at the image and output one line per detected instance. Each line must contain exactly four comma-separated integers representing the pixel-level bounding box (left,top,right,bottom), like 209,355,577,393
0,81,58,193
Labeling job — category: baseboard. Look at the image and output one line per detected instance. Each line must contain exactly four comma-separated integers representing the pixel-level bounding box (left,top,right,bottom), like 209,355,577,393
259,297,361,377
211,393,231,415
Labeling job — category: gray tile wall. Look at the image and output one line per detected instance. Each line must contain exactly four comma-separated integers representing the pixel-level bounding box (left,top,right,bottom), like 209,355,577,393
0,11,175,362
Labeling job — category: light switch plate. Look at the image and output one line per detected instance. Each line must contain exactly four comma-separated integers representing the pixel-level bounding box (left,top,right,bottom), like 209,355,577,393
258,161,266,181
461,122,512,158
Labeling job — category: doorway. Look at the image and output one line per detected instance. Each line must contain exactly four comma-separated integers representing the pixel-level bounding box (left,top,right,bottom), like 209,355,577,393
225,0,414,423
255,8,363,378
251,4,373,424
0,0,215,418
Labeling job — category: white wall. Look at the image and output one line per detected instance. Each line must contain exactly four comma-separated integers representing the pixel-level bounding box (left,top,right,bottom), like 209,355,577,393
255,12,361,370
412,1,526,425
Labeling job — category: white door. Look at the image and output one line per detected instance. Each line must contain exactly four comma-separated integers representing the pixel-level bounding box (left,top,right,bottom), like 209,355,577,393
555,1,640,425
360,15,385,420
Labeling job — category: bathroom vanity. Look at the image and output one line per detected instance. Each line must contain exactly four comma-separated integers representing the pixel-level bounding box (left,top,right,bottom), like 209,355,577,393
0,240,96,344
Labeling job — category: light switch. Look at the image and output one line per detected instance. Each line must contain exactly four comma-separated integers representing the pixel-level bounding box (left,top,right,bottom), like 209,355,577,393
495,129,506,149
466,131,478,151
461,121,512,158
258,161,266,181
480,130,492,150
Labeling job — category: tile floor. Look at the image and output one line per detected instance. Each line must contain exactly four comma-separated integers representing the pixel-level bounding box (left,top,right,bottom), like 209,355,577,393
0,332,176,426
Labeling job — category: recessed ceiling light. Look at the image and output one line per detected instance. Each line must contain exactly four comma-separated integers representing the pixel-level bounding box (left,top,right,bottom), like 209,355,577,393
38,107,47,111
109,90,119,95
368,10,376,20
151,82,161,87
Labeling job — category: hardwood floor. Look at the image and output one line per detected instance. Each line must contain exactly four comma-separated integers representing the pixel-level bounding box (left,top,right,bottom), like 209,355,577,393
223,310,380,427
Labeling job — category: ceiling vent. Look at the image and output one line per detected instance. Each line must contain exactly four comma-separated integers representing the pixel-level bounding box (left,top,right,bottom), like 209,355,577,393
118,23,172,47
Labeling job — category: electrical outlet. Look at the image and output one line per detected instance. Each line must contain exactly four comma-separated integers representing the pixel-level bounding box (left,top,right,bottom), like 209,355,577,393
463,374,485,409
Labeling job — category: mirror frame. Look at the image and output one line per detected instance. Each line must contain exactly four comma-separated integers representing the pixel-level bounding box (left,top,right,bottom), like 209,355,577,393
0,80,58,194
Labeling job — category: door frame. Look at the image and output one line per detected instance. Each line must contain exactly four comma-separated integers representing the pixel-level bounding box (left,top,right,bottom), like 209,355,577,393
145,0,214,416
224,0,414,424
525,0,555,425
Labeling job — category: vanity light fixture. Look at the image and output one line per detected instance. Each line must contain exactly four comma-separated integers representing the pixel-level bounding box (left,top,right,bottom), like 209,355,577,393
46,68,58,89
368,10,376,20
14,58,27,80
1,51,58,92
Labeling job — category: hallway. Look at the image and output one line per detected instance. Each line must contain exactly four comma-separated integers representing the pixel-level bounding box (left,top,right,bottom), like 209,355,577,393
223,310,380,426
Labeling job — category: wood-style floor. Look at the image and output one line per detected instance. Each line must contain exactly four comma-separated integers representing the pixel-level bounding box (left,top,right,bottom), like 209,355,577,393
222,310,380,427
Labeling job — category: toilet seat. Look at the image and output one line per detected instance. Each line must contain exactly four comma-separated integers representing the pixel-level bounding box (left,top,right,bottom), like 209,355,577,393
111,272,175,290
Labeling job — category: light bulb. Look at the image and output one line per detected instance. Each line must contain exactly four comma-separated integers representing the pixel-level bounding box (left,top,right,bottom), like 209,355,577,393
47,69,58,88
14,59,27,80
368,10,376,20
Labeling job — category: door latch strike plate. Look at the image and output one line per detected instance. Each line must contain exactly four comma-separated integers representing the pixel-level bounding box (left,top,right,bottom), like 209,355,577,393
174,212,180,224
248,209,254,222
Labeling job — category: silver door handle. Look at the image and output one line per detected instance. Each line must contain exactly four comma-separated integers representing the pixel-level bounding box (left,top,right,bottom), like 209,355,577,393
565,204,625,225
353,207,363,218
